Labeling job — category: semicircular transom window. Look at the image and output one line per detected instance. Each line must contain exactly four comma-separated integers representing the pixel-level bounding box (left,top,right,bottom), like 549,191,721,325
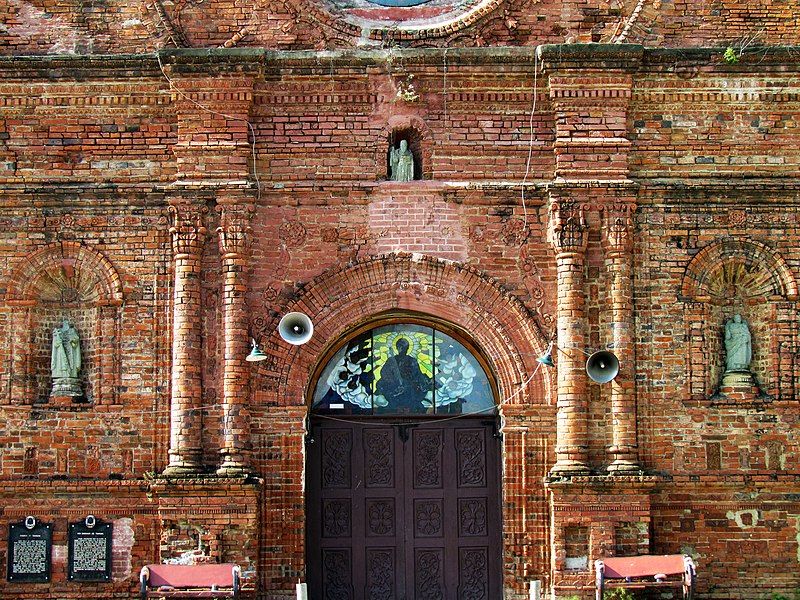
312,323,495,416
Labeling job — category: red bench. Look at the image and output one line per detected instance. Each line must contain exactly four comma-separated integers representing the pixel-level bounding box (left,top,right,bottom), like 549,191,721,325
139,563,241,599
595,554,695,600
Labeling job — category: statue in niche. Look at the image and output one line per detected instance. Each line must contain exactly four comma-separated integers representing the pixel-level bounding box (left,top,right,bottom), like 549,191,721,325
724,313,752,372
389,139,414,182
51,319,82,397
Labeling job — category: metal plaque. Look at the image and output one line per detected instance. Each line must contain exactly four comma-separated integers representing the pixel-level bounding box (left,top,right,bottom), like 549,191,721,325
7,517,52,583
67,516,113,582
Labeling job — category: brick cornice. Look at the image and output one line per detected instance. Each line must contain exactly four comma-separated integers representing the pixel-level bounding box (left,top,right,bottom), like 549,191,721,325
537,43,644,73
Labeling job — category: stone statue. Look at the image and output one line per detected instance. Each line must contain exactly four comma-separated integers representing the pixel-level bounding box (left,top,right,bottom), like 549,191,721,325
724,313,752,372
389,139,414,182
51,319,82,397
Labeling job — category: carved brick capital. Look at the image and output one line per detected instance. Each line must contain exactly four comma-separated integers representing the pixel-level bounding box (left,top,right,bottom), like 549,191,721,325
601,203,636,255
168,203,208,257
216,203,255,257
548,201,588,255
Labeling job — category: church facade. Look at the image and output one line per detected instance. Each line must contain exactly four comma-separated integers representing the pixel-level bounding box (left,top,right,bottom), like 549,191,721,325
1,0,800,598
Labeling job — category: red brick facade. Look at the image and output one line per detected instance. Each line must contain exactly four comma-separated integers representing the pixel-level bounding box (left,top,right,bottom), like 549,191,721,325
1,1,800,598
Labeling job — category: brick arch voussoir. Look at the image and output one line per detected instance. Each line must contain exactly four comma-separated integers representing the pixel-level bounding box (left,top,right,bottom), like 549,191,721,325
7,242,123,306
681,239,798,302
265,253,549,408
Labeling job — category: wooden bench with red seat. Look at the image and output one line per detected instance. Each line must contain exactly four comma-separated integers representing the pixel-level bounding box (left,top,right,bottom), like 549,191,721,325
139,563,241,599
595,554,696,600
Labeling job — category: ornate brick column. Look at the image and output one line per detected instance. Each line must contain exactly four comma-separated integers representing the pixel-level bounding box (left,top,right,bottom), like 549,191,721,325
602,203,640,473
548,200,590,476
216,202,255,476
164,202,207,476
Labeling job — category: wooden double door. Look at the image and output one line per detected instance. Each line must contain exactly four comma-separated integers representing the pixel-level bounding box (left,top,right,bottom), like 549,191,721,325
306,417,503,600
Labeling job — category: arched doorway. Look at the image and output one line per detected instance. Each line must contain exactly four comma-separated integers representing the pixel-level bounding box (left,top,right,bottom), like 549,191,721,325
305,319,503,599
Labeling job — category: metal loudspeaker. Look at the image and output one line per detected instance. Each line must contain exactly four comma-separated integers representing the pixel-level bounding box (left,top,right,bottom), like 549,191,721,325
585,350,619,384
278,312,314,345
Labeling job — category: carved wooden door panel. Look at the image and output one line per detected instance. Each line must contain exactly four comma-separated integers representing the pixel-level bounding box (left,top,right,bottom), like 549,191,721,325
306,418,502,600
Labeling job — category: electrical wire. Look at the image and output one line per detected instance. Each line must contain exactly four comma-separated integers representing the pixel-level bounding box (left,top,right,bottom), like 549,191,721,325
519,49,539,230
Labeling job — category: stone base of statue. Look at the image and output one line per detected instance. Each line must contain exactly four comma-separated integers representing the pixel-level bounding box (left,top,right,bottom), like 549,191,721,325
721,369,754,388
712,369,772,406
51,377,82,398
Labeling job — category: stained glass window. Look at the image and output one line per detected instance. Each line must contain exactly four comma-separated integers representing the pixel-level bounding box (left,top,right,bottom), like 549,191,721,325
312,324,494,415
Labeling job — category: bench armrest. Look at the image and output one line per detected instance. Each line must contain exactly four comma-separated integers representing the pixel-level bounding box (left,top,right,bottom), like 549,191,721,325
233,565,241,598
140,566,151,600
595,560,605,600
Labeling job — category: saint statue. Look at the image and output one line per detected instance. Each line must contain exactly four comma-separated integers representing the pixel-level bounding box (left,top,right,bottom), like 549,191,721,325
389,139,414,182
51,319,82,397
724,313,752,372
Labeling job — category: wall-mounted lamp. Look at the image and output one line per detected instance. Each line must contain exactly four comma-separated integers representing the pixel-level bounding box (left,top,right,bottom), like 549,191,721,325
536,342,555,367
246,338,267,362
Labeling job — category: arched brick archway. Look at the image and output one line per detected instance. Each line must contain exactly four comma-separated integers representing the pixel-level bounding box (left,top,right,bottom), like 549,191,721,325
681,238,798,303
7,241,123,305
253,252,551,409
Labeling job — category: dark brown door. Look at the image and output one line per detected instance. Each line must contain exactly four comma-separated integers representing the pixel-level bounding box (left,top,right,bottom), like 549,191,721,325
306,418,502,600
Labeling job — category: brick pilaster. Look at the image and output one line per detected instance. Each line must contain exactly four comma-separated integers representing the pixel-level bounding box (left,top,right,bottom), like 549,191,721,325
164,202,207,476
548,200,590,476
602,203,640,473
216,202,255,476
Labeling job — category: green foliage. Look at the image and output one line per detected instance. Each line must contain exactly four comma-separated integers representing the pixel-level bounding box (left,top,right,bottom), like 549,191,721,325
603,589,637,600
771,591,800,600
723,46,739,64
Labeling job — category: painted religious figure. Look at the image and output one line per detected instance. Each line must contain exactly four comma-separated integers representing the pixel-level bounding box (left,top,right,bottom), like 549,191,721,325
389,139,414,182
311,324,494,416
51,319,82,397
724,313,752,372
376,337,432,411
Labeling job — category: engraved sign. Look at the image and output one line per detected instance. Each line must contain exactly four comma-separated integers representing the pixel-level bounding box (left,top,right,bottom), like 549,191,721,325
67,516,112,582
7,517,52,583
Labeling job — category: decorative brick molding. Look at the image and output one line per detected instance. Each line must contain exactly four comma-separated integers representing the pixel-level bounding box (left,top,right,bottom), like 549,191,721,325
7,241,123,306
253,252,550,410
681,238,798,302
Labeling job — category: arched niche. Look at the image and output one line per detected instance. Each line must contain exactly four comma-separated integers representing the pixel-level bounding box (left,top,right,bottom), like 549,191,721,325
681,239,798,402
5,242,123,405
252,253,550,413
378,117,433,181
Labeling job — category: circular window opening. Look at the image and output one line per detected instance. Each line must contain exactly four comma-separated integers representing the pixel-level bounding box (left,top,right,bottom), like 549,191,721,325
367,0,431,6
312,322,495,416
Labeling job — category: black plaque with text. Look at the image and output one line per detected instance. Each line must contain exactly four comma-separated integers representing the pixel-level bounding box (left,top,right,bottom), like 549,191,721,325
68,517,113,582
7,518,52,583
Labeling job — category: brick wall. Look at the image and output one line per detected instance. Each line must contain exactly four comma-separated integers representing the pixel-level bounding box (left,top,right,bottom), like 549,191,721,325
0,44,798,600
2,0,800,53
